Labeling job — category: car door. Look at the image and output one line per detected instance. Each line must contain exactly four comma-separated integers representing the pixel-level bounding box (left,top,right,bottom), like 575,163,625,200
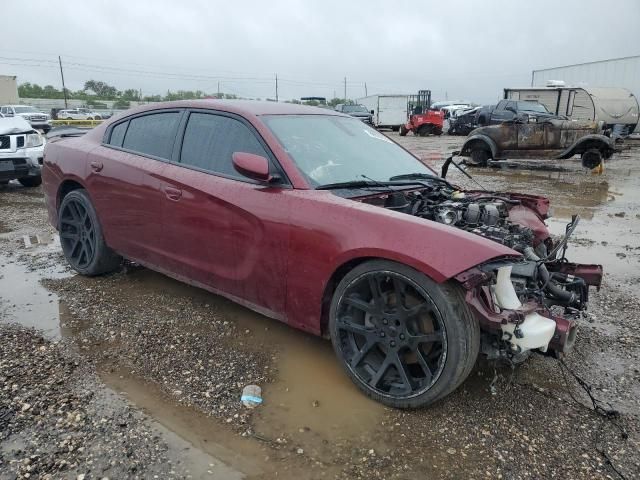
86,110,183,267
159,110,290,318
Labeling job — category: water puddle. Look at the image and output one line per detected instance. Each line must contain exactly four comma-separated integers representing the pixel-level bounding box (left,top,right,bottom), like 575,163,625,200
98,267,388,461
0,253,71,339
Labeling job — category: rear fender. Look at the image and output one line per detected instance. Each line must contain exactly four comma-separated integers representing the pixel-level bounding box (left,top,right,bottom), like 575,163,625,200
555,134,614,159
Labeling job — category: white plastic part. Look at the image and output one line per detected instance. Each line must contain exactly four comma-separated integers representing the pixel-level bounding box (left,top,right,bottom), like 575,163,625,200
494,266,556,353
494,266,521,309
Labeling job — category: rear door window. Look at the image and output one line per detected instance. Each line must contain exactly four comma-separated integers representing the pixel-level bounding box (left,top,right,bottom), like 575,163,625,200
108,121,128,147
180,112,269,179
122,112,181,159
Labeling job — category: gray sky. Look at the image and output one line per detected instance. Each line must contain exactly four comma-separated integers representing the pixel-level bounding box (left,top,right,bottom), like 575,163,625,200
3,0,639,103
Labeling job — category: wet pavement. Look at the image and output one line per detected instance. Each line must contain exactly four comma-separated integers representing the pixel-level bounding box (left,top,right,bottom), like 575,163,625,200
1,136,640,479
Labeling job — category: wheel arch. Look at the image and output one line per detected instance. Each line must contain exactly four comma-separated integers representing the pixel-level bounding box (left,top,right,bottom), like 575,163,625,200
461,134,497,159
555,134,614,159
55,178,96,230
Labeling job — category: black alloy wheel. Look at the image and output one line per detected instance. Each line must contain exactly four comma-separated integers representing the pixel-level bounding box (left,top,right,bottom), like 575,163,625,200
58,189,121,276
60,197,96,269
330,260,480,408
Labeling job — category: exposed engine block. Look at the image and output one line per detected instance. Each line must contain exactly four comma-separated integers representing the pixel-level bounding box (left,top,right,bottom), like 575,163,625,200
383,190,535,254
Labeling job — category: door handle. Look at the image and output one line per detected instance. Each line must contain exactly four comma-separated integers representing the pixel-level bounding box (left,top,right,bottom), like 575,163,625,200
90,161,103,172
163,186,182,201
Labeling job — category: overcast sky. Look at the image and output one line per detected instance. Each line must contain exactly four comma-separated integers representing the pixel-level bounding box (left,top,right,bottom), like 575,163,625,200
3,0,639,103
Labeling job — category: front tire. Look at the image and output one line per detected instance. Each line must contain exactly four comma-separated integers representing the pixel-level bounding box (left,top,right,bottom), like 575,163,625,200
58,189,121,276
19,175,42,187
418,124,433,137
399,125,408,136
329,260,480,408
469,149,490,167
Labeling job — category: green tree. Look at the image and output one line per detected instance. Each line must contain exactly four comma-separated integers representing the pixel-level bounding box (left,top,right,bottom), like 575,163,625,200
83,80,120,99
121,89,141,101
328,97,346,107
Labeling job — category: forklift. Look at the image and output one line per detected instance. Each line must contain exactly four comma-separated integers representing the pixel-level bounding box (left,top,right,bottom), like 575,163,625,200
399,90,444,136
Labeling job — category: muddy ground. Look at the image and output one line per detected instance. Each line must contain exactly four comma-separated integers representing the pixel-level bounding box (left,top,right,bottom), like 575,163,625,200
1,134,639,479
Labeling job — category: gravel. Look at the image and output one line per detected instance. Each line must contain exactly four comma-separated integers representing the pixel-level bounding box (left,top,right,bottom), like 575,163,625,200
0,325,188,479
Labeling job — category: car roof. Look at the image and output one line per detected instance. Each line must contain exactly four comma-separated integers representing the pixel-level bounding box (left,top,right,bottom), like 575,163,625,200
121,99,346,118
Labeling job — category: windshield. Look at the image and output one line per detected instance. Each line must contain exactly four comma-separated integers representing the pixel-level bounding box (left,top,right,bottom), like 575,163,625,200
517,101,549,114
343,105,368,113
14,106,40,113
263,115,436,187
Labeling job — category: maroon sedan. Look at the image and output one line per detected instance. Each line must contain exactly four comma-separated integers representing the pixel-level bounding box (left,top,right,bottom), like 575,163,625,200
43,100,601,408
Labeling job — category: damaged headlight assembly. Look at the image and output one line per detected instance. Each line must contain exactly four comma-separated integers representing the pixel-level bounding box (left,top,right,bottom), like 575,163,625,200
455,216,600,360
25,133,44,148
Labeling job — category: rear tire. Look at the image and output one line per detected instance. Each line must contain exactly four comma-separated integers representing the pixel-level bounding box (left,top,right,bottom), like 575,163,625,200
329,260,480,408
19,175,42,188
399,125,408,136
58,189,121,276
581,148,603,169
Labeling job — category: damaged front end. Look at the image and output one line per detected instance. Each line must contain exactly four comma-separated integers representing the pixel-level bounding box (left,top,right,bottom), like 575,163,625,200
451,205,602,359
366,183,602,359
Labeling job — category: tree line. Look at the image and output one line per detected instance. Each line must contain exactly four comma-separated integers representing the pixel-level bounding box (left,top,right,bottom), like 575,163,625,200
18,79,350,108
18,80,241,108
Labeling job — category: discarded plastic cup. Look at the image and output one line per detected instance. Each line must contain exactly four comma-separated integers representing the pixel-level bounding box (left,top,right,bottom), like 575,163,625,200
241,385,262,408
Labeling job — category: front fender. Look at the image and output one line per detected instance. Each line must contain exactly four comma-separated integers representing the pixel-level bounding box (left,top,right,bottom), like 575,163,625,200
461,134,499,158
284,190,522,335
555,134,614,159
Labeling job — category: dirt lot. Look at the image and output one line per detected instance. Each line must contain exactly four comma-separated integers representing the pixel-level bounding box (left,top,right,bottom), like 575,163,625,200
1,134,639,479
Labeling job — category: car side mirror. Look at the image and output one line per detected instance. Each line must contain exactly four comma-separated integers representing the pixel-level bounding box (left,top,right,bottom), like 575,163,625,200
232,152,274,183
370,110,374,115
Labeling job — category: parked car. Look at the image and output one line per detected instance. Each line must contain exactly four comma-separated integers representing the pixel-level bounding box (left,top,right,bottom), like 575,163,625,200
77,108,104,120
0,116,45,187
43,100,601,408
334,104,373,124
440,104,472,120
0,105,51,133
57,109,101,120
461,118,615,168
476,100,563,126
448,106,482,135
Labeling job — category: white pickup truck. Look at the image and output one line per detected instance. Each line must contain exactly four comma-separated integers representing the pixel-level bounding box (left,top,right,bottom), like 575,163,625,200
0,105,52,133
0,116,45,187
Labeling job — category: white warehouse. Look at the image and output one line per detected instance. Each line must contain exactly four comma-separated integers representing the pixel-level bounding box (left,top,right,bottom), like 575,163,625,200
531,55,640,132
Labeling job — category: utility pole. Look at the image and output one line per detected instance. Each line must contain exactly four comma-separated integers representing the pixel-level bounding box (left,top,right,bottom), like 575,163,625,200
275,74,278,102
364,82,368,97
58,56,68,109
217,81,220,98
344,77,347,101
